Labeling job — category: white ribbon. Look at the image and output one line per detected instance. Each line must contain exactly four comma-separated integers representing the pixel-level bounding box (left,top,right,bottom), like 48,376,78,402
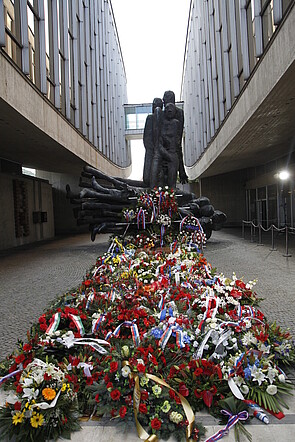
57,335,110,354
31,390,61,410
195,329,213,359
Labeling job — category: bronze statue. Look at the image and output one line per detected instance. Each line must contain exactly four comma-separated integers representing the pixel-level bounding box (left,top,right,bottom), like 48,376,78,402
162,90,188,185
143,91,188,188
143,97,163,187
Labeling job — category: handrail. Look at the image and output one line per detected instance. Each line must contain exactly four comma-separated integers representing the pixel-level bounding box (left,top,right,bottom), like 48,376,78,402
242,220,294,257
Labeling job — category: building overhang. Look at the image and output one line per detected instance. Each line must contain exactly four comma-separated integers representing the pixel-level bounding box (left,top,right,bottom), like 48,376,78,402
186,5,295,180
0,52,131,178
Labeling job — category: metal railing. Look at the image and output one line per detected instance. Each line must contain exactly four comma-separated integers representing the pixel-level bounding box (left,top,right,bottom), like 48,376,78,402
242,220,295,257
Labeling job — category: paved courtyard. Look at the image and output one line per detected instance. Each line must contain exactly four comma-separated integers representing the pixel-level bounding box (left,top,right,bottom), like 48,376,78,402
0,228,295,441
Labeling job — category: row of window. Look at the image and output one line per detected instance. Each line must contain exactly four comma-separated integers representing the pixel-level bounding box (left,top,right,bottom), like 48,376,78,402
1,0,130,167
182,0,294,166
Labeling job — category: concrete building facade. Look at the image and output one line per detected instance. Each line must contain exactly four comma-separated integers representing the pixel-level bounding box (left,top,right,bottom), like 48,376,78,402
0,0,130,248
182,0,295,228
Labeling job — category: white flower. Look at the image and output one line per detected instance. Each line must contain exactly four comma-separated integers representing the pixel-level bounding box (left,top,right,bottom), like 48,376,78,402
241,331,257,346
251,366,266,386
240,384,249,395
266,385,278,395
21,377,33,387
278,374,286,383
22,388,40,400
121,366,131,378
267,367,278,384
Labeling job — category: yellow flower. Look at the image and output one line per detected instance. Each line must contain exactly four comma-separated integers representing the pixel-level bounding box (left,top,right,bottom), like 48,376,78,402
42,387,56,401
61,383,67,392
12,412,24,426
30,412,44,428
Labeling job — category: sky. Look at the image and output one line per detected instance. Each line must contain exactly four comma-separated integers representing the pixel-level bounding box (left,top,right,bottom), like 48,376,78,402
111,0,191,178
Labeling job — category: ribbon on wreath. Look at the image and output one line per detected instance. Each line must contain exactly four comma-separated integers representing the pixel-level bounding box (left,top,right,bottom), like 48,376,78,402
137,208,146,229
158,324,185,350
0,367,23,386
106,320,141,347
92,313,105,333
86,290,95,310
57,335,110,354
123,361,195,442
45,312,85,337
204,409,249,442
45,312,61,335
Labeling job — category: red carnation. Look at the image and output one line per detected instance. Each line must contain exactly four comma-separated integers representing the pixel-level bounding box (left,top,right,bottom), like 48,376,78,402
44,373,52,381
14,401,22,411
110,389,121,401
15,354,25,365
139,403,148,414
16,384,23,394
137,363,146,373
119,406,127,418
141,390,149,401
40,323,48,331
110,361,119,373
151,417,162,430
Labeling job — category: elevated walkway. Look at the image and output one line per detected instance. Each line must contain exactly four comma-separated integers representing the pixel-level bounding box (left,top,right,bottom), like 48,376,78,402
124,102,184,140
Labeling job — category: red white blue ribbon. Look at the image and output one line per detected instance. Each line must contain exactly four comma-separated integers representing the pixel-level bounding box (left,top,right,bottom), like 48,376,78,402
137,208,146,229
0,368,23,386
86,290,95,310
205,409,249,441
92,314,105,333
106,320,140,347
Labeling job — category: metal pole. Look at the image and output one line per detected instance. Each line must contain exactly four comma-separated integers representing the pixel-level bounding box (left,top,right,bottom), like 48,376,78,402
250,223,254,242
283,226,292,257
269,225,277,251
257,224,263,246
242,221,245,239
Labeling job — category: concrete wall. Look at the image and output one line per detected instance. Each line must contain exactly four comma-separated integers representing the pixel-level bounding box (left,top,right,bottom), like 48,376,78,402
0,173,54,250
199,170,247,226
36,171,85,234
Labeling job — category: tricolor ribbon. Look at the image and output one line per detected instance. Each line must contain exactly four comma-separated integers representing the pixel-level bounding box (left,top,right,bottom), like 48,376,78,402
86,290,95,310
0,368,23,386
137,208,145,229
92,314,105,333
45,312,61,335
158,325,185,350
205,409,249,441
107,320,141,347
68,314,85,336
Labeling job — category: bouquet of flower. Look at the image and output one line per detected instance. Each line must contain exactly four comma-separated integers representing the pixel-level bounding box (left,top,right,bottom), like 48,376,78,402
0,359,80,442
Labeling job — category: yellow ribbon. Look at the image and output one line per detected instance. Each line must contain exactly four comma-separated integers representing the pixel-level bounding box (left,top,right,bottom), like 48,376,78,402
123,362,194,442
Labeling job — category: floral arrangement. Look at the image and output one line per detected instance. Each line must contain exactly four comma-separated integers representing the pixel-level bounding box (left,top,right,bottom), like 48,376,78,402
0,189,294,442
0,359,80,441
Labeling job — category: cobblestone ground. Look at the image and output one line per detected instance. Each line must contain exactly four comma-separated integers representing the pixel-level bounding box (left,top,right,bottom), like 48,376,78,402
204,227,295,339
0,228,294,362
0,233,110,361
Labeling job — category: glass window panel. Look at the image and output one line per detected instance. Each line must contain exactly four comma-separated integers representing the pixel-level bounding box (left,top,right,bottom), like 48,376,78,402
126,114,136,130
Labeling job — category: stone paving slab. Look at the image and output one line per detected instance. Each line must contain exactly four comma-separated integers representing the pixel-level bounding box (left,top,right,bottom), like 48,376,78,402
0,233,110,361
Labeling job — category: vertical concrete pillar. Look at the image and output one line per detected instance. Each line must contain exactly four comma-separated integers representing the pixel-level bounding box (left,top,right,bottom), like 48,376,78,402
19,0,30,75
239,0,250,80
0,0,5,47
48,0,60,108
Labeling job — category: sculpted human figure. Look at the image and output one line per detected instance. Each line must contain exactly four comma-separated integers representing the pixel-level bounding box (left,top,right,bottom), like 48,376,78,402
163,90,188,184
143,98,163,186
